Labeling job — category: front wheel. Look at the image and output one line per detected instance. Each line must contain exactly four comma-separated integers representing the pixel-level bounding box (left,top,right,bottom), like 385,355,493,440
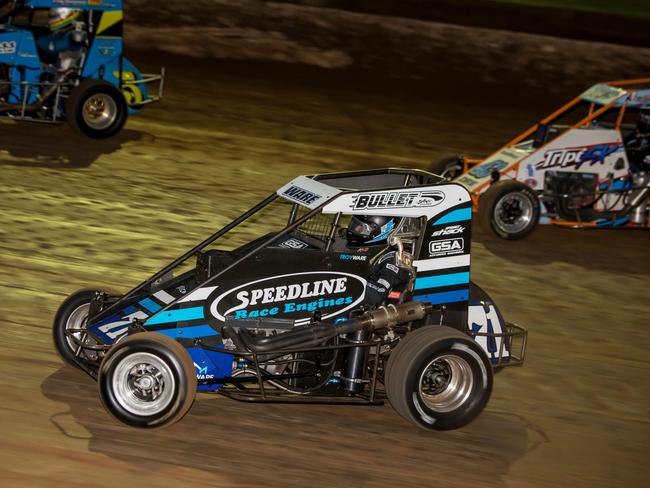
53,289,108,367
66,80,128,139
479,180,540,240
98,333,197,428
386,326,493,430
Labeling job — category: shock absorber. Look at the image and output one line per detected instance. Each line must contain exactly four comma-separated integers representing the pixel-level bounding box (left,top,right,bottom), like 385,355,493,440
629,172,650,225
342,329,369,394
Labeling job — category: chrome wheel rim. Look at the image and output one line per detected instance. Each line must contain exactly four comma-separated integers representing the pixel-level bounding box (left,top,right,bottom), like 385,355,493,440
418,354,473,413
494,192,534,234
111,352,175,416
82,94,117,130
65,303,89,353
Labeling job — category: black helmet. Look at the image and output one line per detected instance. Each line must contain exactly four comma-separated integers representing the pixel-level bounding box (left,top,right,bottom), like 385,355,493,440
346,215,398,246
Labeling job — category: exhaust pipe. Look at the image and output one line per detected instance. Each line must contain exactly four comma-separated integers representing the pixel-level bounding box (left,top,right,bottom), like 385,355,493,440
235,302,432,353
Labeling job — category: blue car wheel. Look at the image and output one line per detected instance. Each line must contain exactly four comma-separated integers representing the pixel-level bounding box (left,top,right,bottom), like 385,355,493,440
67,79,128,139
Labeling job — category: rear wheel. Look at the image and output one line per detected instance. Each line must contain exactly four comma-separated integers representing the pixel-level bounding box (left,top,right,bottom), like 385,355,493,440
479,180,540,240
66,80,127,139
386,326,492,430
98,333,197,428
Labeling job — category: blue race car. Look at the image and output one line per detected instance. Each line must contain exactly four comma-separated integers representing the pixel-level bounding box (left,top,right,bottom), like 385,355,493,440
0,0,163,138
52,169,527,431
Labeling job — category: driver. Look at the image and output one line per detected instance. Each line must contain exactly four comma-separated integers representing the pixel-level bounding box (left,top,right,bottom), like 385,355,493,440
345,215,412,306
625,108,650,171
36,8,85,71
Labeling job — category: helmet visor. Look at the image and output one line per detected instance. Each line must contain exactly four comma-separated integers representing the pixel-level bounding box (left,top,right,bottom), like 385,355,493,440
348,216,375,237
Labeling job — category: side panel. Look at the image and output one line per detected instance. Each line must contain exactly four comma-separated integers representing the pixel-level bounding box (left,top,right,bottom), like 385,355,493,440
412,204,472,309
0,30,41,105
323,183,473,310
454,147,532,193
81,9,124,81
516,128,629,190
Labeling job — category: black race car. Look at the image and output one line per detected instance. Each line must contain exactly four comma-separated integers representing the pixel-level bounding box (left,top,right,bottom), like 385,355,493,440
53,169,527,430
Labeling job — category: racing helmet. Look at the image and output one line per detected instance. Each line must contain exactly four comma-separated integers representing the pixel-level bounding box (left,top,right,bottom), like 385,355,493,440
49,8,81,31
346,215,399,246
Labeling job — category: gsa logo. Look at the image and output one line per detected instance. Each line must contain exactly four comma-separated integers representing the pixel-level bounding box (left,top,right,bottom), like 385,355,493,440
0,41,17,55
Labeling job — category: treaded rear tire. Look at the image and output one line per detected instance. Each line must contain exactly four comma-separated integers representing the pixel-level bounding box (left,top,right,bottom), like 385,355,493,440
98,333,197,429
386,325,493,430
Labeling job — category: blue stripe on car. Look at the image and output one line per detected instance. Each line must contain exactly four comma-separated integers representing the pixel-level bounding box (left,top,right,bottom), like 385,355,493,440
413,289,469,305
156,325,219,339
414,272,470,290
434,208,472,225
145,307,204,325
139,298,162,313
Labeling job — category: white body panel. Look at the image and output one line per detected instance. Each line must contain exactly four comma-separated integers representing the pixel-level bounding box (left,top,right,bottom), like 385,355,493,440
515,128,629,190
322,183,471,219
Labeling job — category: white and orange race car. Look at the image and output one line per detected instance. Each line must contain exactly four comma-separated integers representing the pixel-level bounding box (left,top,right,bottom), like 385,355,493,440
432,78,650,239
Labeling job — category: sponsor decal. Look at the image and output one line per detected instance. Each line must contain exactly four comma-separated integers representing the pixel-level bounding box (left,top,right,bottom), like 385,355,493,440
208,272,366,322
352,190,444,210
456,175,478,187
469,303,509,361
468,160,508,179
429,238,464,257
580,84,625,105
385,263,399,273
432,224,465,237
278,175,340,209
0,41,16,55
278,238,309,249
536,143,622,170
281,185,321,206
194,362,214,380
339,254,368,261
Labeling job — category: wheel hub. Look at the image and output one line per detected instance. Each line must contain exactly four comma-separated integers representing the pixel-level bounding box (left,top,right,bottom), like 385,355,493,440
494,193,534,234
112,352,175,416
82,94,117,130
418,354,474,413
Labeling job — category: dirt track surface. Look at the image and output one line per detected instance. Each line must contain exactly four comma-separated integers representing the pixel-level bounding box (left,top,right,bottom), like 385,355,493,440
125,1,650,95
1,56,649,487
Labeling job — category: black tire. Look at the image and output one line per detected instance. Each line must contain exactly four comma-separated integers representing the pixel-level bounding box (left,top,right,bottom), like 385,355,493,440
53,289,105,367
428,155,464,180
0,64,9,97
66,79,127,139
98,333,197,428
479,180,540,240
386,326,493,431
